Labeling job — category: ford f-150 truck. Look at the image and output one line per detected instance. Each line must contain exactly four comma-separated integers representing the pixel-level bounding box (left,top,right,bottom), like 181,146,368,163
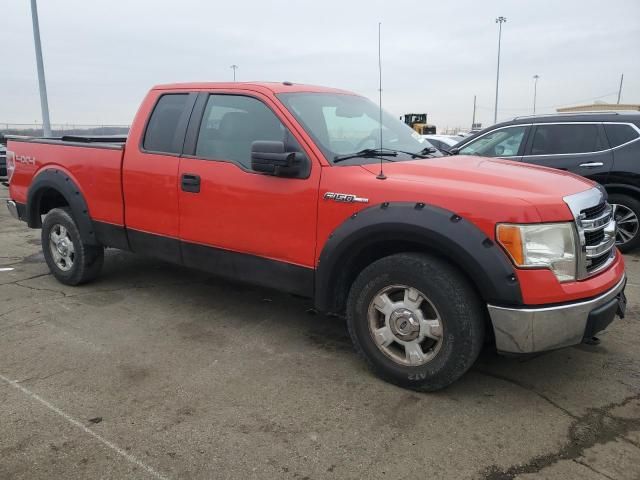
5,82,627,391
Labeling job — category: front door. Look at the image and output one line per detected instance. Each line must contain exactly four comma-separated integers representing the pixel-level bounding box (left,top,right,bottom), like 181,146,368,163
457,124,530,161
177,92,321,295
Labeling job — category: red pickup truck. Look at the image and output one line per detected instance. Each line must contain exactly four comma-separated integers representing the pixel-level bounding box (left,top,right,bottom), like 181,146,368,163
5,82,626,391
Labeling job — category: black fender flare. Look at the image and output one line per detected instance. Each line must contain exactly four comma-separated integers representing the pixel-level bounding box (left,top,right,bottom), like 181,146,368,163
26,168,98,245
314,202,523,312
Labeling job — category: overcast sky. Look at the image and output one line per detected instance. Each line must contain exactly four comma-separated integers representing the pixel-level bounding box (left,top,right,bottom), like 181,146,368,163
2,0,639,129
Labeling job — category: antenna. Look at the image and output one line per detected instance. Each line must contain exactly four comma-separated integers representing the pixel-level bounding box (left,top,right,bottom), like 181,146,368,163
376,22,386,180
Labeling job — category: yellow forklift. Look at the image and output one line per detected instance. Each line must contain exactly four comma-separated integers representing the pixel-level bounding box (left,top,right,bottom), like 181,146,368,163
402,113,436,135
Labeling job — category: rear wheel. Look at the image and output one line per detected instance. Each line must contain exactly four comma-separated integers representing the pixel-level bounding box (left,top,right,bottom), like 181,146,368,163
346,253,485,391
41,208,104,285
609,193,640,252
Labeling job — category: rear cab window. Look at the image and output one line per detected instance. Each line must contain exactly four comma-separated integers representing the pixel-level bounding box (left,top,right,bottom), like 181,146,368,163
143,94,192,154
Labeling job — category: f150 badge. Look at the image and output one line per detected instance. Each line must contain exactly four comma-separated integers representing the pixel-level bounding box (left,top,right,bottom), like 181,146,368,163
323,192,369,203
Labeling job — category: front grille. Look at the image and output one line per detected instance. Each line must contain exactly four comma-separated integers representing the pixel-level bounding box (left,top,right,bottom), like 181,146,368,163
587,251,613,273
578,200,616,278
582,202,607,220
584,229,605,245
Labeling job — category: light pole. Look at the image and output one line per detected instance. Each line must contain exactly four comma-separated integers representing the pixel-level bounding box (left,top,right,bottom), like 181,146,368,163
532,74,540,114
230,64,239,82
493,16,507,124
30,0,51,137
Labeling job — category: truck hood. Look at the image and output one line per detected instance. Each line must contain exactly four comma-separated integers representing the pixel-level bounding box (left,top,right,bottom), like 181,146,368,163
361,155,593,198
358,155,595,224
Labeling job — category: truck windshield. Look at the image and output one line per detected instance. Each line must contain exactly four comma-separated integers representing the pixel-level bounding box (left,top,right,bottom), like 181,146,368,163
277,92,440,165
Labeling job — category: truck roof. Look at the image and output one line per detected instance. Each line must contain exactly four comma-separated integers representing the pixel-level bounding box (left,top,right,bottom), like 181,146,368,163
151,81,357,95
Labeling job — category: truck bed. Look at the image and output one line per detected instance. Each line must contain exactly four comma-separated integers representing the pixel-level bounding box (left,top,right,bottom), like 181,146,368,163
7,136,127,226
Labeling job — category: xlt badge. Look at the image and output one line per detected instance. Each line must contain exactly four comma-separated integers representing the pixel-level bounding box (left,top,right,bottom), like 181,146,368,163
323,192,369,204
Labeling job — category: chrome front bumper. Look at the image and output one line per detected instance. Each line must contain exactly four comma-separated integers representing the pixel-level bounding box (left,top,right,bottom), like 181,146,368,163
488,275,626,354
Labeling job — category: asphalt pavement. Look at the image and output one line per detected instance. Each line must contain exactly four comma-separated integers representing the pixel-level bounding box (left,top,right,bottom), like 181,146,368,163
1,184,639,480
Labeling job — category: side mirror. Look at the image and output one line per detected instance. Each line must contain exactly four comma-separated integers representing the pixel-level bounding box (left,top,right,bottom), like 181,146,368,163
251,141,309,177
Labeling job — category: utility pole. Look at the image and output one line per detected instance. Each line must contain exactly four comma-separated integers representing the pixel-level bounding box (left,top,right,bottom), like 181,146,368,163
230,64,239,82
471,95,477,130
617,73,624,104
532,74,540,114
30,0,51,137
493,16,507,124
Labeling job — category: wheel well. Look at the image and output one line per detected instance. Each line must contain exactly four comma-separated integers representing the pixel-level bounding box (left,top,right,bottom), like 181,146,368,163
329,239,489,319
31,187,69,227
605,185,640,201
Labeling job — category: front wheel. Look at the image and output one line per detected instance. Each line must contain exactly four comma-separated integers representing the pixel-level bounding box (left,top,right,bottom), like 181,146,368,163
41,207,104,285
346,253,485,392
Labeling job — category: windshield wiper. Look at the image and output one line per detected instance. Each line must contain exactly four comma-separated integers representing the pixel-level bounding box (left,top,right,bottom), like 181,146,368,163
333,148,398,164
409,146,439,158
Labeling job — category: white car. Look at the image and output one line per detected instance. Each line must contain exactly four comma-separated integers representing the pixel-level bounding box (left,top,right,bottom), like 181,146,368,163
421,135,462,153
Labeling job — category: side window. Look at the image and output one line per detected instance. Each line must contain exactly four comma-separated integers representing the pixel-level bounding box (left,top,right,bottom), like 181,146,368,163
529,124,605,155
459,126,527,157
195,95,299,168
604,124,640,148
143,94,190,154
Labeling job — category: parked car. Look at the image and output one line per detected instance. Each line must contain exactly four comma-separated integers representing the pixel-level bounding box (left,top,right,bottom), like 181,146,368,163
452,112,640,251
422,134,462,153
0,144,6,177
5,82,626,391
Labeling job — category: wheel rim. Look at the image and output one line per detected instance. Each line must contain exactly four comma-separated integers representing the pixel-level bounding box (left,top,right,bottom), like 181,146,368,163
49,224,75,271
367,284,444,367
612,203,639,246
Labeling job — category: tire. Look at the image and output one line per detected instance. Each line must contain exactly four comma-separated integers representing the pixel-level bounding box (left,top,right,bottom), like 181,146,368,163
346,253,485,392
41,207,104,285
609,193,640,253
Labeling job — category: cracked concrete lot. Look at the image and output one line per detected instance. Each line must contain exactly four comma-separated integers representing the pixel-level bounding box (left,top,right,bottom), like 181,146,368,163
0,184,639,480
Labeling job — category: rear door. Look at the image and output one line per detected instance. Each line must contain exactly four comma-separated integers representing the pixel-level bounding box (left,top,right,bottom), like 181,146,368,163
122,91,197,262
520,123,612,184
176,91,321,295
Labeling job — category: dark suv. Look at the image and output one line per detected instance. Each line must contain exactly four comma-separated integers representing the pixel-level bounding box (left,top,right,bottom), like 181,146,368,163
452,112,640,251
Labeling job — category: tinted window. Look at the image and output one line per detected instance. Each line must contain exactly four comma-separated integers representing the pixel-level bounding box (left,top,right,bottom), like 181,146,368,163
604,124,639,147
196,95,297,168
459,126,527,157
143,94,189,154
530,124,605,155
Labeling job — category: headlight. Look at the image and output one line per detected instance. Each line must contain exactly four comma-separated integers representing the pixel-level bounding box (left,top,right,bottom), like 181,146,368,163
496,223,577,282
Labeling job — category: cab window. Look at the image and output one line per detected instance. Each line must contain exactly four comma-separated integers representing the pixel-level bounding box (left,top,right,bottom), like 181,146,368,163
195,95,300,169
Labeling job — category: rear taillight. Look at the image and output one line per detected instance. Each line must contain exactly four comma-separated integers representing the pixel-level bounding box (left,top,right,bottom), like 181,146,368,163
6,150,15,183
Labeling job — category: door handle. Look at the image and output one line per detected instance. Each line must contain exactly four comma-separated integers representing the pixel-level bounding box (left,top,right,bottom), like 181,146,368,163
181,173,201,193
579,162,604,168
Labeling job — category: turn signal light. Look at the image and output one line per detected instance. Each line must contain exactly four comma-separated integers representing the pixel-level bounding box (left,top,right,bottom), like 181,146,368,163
496,224,524,265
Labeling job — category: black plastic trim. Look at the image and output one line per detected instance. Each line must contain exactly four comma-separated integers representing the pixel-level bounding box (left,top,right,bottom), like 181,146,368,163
127,229,182,264
315,202,523,312
11,201,27,221
181,241,313,297
26,169,98,245
125,228,313,297
93,221,130,250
